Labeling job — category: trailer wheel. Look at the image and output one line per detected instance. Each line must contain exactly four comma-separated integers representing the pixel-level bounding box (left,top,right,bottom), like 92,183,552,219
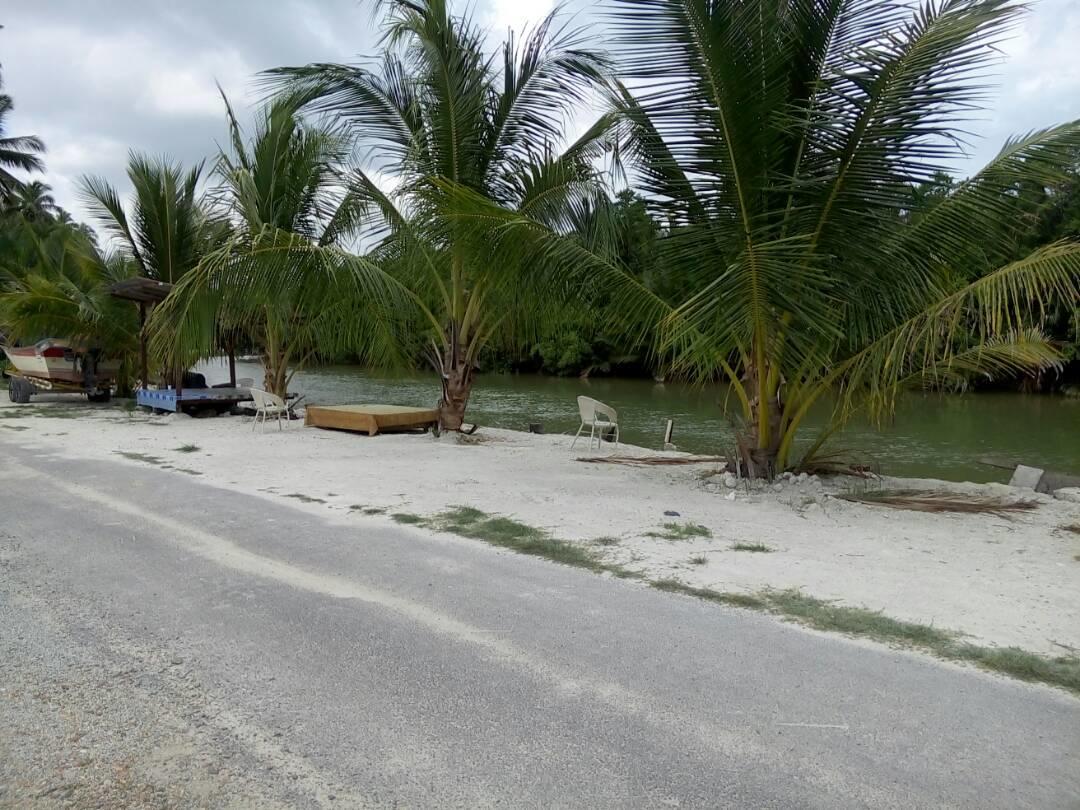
8,377,32,404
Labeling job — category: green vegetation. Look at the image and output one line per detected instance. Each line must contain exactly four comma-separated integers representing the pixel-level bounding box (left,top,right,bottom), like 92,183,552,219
114,451,164,465
173,444,200,453
454,0,1080,476
2,0,1077,466
390,512,424,525
593,536,620,547
283,493,327,504
688,554,708,566
645,522,712,540
731,543,773,553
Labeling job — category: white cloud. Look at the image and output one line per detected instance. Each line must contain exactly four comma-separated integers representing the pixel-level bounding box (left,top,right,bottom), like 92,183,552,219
482,0,556,36
953,0,1080,175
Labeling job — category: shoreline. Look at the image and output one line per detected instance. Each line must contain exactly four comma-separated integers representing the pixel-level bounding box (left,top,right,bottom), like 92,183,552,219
2,396,1078,662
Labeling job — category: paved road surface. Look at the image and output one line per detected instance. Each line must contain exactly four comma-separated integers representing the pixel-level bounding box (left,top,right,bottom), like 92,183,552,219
0,440,1077,808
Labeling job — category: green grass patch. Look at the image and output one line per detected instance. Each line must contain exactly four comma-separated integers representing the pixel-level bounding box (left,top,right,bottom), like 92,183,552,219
114,451,164,465
650,579,767,610
391,512,424,525
645,522,712,540
593,536,620,546
763,590,954,647
732,542,773,553
426,506,605,571
283,493,326,504
173,444,200,453
689,554,708,565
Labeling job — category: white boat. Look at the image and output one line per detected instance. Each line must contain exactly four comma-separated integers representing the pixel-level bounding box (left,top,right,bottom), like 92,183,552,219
3,339,119,402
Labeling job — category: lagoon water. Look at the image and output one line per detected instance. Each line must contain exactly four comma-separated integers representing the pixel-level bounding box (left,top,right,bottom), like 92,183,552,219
212,360,1079,483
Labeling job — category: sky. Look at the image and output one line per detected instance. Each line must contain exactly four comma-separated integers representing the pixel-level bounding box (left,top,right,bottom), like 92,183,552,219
2,0,1079,226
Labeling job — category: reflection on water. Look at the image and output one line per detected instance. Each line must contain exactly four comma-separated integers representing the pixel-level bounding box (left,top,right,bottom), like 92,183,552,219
199,360,1080,483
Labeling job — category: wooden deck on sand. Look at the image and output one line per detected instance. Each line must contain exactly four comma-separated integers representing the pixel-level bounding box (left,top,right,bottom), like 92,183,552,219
305,404,438,436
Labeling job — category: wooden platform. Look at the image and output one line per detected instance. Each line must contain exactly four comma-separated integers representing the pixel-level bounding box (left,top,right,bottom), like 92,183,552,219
305,404,438,436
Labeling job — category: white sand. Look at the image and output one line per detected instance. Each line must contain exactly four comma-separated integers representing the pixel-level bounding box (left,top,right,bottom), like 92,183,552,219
3,396,1078,655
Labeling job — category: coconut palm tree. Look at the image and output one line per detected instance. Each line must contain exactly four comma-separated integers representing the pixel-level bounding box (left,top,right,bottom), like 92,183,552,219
263,0,614,429
452,0,1080,475
4,180,58,222
149,94,407,397
0,88,45,200
79,152,211,284
0,217,140,388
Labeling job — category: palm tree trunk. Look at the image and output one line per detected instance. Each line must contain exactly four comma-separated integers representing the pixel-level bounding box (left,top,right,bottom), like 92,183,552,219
437,338,475,431
740,358,782,478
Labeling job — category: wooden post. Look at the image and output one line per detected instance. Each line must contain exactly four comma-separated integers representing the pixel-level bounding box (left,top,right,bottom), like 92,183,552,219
228,340,236,388
663,418,676,451
138,302,148,390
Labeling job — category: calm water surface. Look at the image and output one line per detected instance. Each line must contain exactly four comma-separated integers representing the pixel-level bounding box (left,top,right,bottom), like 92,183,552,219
208,360,1079,483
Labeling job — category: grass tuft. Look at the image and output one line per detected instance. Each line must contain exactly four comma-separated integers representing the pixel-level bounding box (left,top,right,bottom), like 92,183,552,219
173,444,200,453
593,536,620,546
1058,523,1080,536
650,579,767,610
689,554,708,565
645,522,712,540
283,493,326,504
391,512,424,525
114,451,164,465
762,589,954,647
732,542,773,553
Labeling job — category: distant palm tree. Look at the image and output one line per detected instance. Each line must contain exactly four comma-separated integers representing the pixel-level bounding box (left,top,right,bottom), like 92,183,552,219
0,87,45,199
150,95,406,396
79,152,211,283
264,0,614,429
5,180,58,222
0,217,139,383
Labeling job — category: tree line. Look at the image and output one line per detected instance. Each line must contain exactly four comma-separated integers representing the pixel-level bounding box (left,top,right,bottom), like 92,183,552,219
2,0,1079,476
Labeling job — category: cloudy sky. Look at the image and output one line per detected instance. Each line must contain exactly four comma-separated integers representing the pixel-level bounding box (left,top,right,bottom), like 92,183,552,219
3,0,1079,225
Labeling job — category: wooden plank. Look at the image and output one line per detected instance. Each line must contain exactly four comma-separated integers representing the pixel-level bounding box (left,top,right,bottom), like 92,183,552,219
305,404,438,436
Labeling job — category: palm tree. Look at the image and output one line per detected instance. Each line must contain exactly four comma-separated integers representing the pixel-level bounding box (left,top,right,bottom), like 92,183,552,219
457,0,1080,475
78,153,220,387
0,87,45,200
0,217,140,388
79,152,210,284
264,0,614,429
5,180,58,222
149,94,404,396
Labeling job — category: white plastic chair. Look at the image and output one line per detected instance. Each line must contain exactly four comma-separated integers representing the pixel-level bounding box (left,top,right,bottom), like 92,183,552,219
250,387,292,432
571,395,619,450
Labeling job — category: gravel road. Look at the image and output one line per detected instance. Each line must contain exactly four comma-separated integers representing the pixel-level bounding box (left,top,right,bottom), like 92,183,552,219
1,440,1077,808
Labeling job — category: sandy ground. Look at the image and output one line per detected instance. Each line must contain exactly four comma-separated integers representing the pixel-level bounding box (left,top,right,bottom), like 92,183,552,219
2,395,1078,656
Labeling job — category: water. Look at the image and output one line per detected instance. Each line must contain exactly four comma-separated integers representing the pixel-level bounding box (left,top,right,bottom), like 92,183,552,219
204,360,1080,483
